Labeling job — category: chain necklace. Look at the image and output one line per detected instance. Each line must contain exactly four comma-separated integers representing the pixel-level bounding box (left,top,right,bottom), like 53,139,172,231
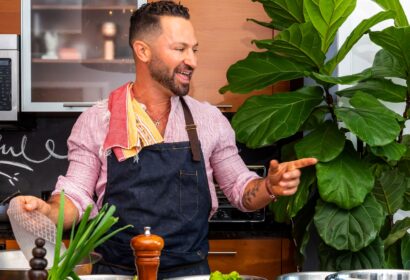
146,107,170,127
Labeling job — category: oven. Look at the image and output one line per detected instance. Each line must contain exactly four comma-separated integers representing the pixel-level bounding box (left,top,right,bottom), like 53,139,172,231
0,35,19,121
210,165,267,223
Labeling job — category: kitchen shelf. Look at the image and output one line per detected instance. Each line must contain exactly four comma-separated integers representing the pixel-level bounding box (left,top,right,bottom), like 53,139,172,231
32,5,136,11
32,58,134,64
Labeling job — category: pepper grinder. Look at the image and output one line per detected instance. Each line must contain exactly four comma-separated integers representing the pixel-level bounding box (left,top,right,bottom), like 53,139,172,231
28,238,48,280
130,226,164,280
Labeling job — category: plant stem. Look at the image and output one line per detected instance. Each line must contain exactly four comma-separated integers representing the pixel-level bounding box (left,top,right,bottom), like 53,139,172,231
399,78,410,143
324,87,337,122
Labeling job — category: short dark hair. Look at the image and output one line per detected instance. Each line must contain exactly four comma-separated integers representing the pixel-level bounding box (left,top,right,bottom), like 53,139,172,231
129,1,190,47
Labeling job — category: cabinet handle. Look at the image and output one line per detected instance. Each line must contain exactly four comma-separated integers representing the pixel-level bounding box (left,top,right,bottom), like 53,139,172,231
215,104,233,109
63,102,96,107
208,251,237,256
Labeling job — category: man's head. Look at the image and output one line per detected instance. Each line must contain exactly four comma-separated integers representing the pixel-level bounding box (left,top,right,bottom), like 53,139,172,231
129,1,198,97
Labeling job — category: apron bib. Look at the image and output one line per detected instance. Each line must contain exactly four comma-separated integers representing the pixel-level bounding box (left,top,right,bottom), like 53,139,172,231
93,97,211,279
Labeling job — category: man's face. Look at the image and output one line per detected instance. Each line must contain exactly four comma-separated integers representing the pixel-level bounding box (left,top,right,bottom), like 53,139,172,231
148,16,198,96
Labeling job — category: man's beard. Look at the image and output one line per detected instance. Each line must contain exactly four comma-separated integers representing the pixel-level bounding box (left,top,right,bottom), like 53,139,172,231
148,55,192,97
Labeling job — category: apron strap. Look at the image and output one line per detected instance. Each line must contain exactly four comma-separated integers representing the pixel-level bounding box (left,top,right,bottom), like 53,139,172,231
180,97,201,162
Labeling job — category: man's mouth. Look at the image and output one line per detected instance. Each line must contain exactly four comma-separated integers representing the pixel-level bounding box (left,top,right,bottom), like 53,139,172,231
176,70,192,83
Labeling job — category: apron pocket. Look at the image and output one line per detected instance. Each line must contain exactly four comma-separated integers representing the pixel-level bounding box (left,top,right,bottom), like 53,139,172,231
179,170,199,220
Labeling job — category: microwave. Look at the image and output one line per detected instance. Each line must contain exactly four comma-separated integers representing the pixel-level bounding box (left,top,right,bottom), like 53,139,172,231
0,35,19,121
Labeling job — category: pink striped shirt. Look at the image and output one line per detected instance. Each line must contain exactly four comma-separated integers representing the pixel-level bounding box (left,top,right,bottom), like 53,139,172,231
53,94,259,219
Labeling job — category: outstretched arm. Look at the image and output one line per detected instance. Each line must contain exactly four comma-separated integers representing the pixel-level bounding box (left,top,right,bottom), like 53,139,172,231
242,158,317,210
13,194,79,230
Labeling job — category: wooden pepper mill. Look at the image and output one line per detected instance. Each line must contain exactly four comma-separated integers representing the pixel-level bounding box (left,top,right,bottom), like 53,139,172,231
28,237,48,280
131,226,164,280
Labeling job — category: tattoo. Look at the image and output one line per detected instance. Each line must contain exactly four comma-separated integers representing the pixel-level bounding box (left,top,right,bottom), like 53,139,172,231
243,179,263,208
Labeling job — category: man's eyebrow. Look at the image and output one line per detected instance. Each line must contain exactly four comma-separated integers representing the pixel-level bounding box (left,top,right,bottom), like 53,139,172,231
174,42,199,48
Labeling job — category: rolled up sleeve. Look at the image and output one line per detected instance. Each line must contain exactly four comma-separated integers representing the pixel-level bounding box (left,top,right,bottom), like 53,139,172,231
53,106,105,219
210,113,260,212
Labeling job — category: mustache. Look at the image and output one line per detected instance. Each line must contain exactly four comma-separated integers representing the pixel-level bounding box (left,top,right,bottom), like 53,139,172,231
175,63,194,73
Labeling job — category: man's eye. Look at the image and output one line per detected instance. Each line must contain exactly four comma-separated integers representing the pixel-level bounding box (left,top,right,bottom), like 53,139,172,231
176,48,184,52
193,49,199,53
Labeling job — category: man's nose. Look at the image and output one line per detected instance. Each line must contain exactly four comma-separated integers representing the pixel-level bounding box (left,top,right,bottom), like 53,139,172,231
184,50,197,69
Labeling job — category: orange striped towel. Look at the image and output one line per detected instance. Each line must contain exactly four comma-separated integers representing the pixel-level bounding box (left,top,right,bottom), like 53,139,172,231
103,82,163,161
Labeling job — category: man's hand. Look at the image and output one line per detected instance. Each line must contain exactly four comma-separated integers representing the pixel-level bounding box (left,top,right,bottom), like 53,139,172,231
12,195,51,216
11,194,79,229
265,158,318,197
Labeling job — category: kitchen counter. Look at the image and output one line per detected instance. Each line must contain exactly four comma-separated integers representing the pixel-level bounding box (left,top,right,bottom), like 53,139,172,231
0,213,291,243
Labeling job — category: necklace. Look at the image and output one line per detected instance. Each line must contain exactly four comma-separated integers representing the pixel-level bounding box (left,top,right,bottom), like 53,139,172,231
146,107,170,127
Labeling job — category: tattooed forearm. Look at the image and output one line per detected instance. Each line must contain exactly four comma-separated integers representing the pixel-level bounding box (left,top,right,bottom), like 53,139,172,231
243,178,264,209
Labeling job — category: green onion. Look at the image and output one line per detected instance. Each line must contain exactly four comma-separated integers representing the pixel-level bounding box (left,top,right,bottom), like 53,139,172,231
48,191,133,280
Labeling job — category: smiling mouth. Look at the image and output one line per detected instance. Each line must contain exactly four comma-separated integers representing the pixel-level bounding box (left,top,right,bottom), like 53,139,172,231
176,70,193,83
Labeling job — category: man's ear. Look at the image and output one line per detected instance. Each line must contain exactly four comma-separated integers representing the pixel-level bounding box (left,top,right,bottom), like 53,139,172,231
132,40,151,63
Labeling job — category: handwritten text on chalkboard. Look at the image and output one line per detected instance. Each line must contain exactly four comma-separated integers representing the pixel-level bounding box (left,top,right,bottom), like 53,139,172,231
0,134,67,187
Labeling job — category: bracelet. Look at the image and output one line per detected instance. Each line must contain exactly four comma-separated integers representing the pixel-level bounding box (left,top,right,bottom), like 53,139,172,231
265,182,278,202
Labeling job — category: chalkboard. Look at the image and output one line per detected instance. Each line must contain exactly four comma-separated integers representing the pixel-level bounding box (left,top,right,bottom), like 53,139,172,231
0,116,77,200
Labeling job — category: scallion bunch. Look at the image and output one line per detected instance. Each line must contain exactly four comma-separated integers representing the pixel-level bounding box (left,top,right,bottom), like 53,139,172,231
48,190,133,280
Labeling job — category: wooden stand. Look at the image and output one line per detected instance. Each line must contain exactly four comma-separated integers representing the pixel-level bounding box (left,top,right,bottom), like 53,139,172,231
131,227,164,280
28,238,48,280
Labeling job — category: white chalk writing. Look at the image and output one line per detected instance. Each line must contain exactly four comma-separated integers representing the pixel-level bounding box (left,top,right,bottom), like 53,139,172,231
0,134,67,187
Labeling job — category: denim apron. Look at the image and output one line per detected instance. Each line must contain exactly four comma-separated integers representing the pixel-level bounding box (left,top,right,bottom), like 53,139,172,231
93,97,211,279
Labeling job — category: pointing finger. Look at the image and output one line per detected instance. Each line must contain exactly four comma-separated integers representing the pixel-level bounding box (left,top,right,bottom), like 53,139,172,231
286,158,318,170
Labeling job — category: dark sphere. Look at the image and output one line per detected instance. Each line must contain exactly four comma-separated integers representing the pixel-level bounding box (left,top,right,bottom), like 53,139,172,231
34,238,46,248
32,247,47,258
29,258,48,270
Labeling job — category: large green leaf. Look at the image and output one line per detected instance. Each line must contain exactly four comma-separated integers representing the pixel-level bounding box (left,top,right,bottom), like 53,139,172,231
384,217,410,248
402,233,410,269
254,0,304,30
303,0,356,53
295,121,345,162
220,51,312,94
384,241,402,268
252,39,274,50
269,166,316,223
311,69,372,86
232,86,323,148
314,195,385,251
404,179,410,211
337,79,407,102
247,18,281,31
400,135,410,160
323,11,396,75
372,169,406,215
300,106,328,130
316,143,374,209
369,26,410,74
369,49,407,79
335,91,403,146
319,238,385,270
370,0,409,27
296,221,313,267
266,22,325,68
370,141,407,162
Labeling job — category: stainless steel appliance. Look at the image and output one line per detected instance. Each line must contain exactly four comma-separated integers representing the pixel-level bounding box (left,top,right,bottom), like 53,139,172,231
210,165,267,223
0,34,19,121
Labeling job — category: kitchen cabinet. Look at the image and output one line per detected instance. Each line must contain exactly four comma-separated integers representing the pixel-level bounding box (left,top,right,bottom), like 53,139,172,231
0,0,20,34
209,238,296,280
21,0,137,112
21,0,288,112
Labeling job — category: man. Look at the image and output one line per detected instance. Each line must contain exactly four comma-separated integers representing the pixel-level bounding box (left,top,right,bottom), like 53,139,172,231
16,1,317,278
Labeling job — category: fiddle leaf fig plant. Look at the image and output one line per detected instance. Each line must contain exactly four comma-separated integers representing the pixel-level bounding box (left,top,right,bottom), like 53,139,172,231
221,0,410,270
